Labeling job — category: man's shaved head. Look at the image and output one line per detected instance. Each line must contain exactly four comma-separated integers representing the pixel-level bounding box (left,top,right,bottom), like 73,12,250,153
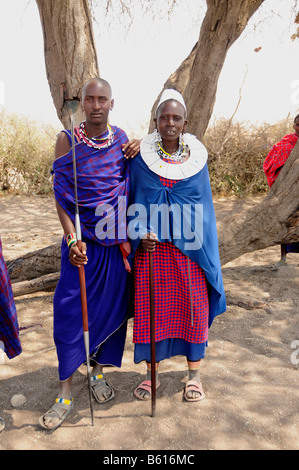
82,77,112,100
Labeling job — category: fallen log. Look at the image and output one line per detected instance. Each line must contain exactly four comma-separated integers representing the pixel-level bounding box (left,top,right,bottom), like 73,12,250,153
12,271,60,297
7,241,61,282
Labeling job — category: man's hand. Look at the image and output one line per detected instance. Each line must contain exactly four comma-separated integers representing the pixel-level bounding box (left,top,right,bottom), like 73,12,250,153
122,139,141,159
69,242,88,267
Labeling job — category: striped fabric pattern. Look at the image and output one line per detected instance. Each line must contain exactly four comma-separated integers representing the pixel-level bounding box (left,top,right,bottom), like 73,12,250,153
52,125,130,245
0,237,22,359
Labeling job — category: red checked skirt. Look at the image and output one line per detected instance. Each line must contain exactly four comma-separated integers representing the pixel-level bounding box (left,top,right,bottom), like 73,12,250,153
133,174,209,347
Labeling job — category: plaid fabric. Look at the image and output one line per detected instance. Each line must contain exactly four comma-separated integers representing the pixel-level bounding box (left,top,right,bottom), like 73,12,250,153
263,133,298,187
53,125,129,245
0,237,22,359
133,173,209,344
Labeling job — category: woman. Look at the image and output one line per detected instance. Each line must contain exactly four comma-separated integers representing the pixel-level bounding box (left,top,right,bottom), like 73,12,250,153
128,89,226,402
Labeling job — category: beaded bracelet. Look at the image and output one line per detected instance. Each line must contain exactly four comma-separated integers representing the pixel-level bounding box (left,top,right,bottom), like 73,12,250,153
66,233,77,249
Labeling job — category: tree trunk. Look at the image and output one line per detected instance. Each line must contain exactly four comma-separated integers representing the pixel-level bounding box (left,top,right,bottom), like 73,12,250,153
150,0,264,140
35,0,99,128
218,141,299,265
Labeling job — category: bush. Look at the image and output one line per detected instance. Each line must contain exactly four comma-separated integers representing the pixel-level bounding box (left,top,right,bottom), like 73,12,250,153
0,110,295,197
0,110,58,195
203,116,294,197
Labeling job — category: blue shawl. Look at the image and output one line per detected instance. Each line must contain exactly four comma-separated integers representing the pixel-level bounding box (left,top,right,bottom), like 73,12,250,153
128,154,226,326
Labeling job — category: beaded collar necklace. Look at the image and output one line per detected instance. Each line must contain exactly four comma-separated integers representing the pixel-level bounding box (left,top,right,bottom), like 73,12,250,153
140,132,208,180
78,121,114,149
156,141,187,163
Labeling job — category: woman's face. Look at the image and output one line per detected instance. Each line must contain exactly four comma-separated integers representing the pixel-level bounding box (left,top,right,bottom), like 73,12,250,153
155,100,187,144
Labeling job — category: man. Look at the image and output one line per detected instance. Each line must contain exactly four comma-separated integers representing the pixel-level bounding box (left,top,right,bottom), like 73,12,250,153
0,236,22,432
39,78,139,431
263,114,299,263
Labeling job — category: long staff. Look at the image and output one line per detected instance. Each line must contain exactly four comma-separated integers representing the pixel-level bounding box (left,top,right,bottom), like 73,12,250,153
68,100,94,426
149,251,156,417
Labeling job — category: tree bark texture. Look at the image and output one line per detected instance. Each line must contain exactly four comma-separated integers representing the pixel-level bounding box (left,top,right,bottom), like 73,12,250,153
150,0,265,140
7,242,61,282
12,272,60,297
36,0,99,128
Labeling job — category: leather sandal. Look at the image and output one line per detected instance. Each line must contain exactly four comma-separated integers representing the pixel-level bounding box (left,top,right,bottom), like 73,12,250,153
91,374,115,403
39,397,74,431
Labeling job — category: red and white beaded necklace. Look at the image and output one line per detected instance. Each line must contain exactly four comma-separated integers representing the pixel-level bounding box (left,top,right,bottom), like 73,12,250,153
77,121,114,149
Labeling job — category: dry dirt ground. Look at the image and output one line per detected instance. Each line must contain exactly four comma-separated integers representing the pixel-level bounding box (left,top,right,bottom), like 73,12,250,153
0,194,298,451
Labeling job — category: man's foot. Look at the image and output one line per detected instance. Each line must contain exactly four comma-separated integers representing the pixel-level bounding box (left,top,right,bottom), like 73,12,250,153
134,380,161,401
183,380,205,402
276,259,287,266
91,374,115,403
39,398,74,431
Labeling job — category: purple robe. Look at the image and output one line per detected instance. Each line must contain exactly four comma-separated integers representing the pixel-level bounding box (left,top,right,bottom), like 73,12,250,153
52,125,131,380
0,237,22,359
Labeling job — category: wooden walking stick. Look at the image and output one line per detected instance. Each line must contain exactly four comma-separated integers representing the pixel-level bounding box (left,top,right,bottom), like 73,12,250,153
68,100,94,426
149,251,156,417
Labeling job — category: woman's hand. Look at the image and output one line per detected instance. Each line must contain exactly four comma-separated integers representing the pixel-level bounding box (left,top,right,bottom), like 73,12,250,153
69,242,88,267
141,232,158,252
122,139,141,159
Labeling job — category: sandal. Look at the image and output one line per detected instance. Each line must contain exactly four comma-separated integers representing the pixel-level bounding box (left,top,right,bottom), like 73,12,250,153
183,380,205,402
91,374,115,403
134,379,161,401
39,397,74,431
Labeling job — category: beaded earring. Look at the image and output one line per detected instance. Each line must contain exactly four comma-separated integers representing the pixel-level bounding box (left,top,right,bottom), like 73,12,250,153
153,128,162,143
179,133,185,148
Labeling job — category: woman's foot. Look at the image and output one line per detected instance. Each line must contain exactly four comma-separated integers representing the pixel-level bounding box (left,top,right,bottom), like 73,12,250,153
184,361,204,401
183,380,205,401
134,366,160,400
134,379,161,400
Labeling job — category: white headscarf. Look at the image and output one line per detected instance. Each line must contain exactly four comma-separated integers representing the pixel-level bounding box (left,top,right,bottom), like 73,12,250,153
156,89,187,116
